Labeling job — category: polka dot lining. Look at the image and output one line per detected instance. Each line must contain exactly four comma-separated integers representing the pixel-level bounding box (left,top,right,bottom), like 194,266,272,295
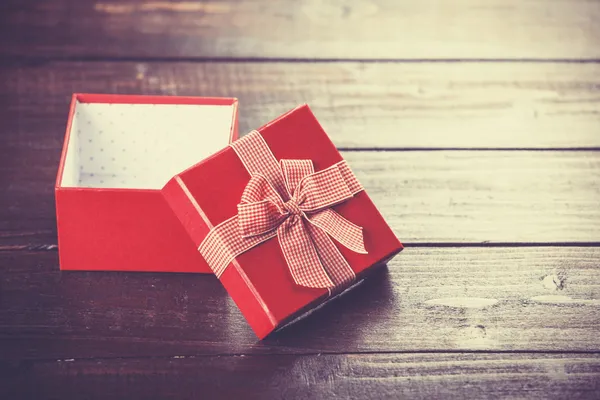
60,102,235,189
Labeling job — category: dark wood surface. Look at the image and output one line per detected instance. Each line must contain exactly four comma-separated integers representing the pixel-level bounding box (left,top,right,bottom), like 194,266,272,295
2,0,599,59
3,354,600,400
2,248,600,361
1,1,600,399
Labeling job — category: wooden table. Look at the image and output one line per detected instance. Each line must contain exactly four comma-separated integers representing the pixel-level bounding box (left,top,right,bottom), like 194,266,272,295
1,1,600,398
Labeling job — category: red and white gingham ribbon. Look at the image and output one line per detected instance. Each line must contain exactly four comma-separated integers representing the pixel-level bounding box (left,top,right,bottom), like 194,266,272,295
199,131,366,289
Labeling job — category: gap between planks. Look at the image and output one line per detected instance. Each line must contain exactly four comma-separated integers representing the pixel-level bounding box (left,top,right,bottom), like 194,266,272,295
4,243,600,253
16,350,600,365
5,57,600,64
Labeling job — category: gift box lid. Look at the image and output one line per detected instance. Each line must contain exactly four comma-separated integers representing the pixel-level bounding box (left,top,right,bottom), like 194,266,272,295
161,104,403,338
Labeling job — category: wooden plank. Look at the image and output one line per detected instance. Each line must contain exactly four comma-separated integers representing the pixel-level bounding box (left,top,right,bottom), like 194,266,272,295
2,149,599,246
346,151,600,243
1,0,599,59
2,353,600,399
3,61,600,150
1,248,599,360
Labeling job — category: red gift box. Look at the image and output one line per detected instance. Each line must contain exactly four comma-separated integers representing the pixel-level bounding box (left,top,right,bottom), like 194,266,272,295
163,105,403,338
56,94,238,273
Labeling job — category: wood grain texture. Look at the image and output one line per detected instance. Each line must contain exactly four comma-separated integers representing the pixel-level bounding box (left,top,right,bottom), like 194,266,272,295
1,0,599,60
2,148,599,247
2,247,599,360
346,151,600,243
2,353,600,400
3,61,600,149
3,1,600,398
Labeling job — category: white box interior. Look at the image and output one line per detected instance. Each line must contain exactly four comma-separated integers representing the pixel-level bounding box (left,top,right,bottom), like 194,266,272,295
60,101,235,189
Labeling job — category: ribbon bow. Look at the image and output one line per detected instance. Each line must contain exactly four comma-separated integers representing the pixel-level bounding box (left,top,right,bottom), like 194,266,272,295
237,160,367,289
199,131,367,290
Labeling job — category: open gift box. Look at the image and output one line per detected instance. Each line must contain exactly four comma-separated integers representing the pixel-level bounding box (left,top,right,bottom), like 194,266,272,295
56,94,238,273
162,104,403,338
56,97,402,339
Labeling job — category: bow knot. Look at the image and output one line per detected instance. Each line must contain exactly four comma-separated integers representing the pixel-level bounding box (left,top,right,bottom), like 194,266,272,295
283,199,302,216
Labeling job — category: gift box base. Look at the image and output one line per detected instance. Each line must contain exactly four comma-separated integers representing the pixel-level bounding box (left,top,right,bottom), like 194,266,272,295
56,94,238,273
56,187,209,272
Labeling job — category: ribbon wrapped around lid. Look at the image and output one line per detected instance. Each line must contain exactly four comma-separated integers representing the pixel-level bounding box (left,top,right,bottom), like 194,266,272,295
199,130,367,289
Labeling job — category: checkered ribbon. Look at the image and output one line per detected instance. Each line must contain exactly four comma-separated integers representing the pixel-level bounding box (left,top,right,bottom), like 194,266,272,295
199,131,367,289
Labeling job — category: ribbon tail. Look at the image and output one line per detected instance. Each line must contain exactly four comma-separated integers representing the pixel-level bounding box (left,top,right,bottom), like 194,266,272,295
307,209,367,254
304,222,356,290
277,216,334,289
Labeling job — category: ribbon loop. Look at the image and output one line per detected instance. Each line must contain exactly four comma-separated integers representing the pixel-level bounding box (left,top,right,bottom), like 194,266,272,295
238,175,287,238
296,163,355,212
